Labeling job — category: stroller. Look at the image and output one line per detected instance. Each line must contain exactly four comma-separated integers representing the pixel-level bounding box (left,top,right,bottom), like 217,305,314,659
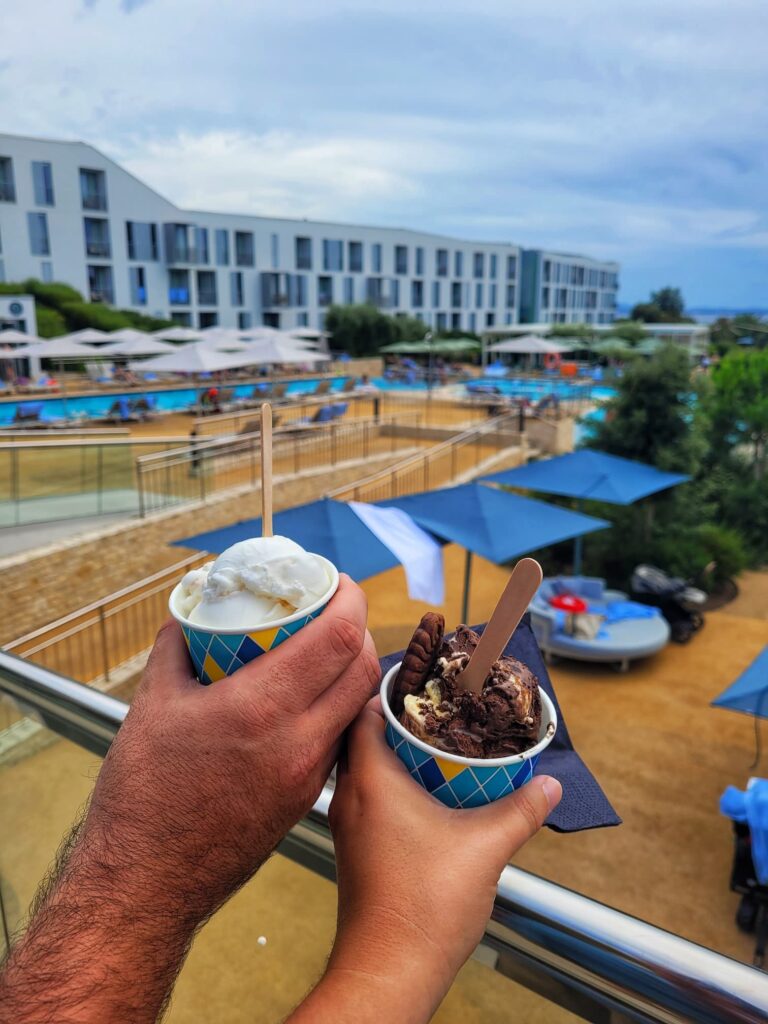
722,781,768,969
630,564,708,643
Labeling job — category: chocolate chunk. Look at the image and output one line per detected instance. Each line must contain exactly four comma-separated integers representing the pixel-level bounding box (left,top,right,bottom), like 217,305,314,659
391,612,445,715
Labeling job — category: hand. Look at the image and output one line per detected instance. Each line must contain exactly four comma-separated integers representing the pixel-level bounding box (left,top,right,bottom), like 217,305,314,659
83,573,381,925
290,698,561,1023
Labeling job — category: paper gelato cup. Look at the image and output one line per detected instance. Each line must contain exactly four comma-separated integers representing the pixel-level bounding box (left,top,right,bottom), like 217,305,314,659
169,557,339,684
380,660,557,807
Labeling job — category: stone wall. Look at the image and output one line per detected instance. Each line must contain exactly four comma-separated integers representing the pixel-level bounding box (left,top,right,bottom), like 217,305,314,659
0,449,409,643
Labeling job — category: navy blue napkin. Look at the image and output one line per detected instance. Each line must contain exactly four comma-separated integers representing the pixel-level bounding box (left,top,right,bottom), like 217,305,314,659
379,614,621,832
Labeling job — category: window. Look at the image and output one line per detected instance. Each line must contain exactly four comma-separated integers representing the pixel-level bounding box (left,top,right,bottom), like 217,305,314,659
469,312,476,333
436,248,448,277
431,281,440,308
271,233,279,269
126,221,158,261
454,251,463,277
215,229,229,265
296,275,308,306
391,278,400,308
199,311,218,328
543,260,551,282
297,311,309,327
343,277,354,303
318,276,333,306
475,282,483,308
348,241,363,272
238,311,252,329
235,231,255,266
295,236,312,270
371,243,382,273
83,217,111,258
451,281,462,308
323,239,343,271
489,283,497,307
169,269,190,305
490,253,498,278
230,271,244,306
486,312,496,327
129,266,147,305
196,271,217,305
164,223,197,264
32,161,54,206
263,313,281,328
394,245,408,275
542,286,550,307
451,313,461,330
196,228,209,264
87,264,114,304
41,261,53,283
415,246,424,276
436,312,447,330
27,212,50,256
507,254,517,280
171,311,192,326
79,168,107,211
473,252,484,278
411,280,424,308
0,157,15,202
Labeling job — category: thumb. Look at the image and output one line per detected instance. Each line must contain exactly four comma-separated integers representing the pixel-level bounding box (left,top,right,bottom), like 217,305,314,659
466,775,562,865
140,619,197,696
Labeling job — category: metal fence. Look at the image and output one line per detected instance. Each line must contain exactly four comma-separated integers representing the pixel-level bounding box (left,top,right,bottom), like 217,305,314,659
328,412,523,503
0,437,188,527
135,414,423,517
4,552,210,686
1,651,766,1022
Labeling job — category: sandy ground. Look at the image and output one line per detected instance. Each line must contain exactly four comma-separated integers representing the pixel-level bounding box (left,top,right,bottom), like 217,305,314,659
2,552,766,1020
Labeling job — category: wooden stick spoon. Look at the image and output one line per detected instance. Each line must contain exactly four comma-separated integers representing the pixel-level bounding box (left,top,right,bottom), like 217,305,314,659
260,402,273,537
455,557,543,695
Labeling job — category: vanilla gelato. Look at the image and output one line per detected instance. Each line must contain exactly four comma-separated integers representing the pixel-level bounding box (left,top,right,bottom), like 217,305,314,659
177,536,332,630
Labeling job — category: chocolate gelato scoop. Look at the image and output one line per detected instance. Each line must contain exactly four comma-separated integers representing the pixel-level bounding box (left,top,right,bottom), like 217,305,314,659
396,624,543,759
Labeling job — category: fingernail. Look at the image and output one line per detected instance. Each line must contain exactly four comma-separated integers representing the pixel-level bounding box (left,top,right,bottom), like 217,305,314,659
539,776,562,812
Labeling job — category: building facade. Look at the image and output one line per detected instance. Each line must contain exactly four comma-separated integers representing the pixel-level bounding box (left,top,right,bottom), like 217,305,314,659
520,249,619,325
0,134,618,332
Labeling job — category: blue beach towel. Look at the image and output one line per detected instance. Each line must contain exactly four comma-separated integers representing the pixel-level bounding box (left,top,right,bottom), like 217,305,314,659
721,780,768,884
380,615,621,833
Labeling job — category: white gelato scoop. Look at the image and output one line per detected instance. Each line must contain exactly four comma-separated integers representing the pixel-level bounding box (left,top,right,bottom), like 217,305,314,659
177,536,331,630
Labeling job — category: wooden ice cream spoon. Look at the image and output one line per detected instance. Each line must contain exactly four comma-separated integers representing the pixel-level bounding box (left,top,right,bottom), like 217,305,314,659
455,557,543,695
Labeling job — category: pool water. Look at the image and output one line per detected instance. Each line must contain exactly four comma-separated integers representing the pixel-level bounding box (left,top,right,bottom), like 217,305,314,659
0,376,363,425
465,378,616,402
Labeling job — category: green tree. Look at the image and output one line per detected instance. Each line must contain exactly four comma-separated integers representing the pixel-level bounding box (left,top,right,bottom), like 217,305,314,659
708,349,768,479
609,320,647,343
325,303,429,356
651,287,685,319
629,301,665,323
35,306,68,338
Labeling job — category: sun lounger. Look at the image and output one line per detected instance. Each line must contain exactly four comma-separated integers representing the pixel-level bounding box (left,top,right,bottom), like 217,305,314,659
313,380,331,397
529,575,670,671
13,401,46,424
330,402,348,420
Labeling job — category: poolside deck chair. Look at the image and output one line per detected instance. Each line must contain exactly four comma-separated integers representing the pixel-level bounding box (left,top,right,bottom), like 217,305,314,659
237,414,281,435
105,397,138,424
330,402,348,420
314,380,331,397
341,378,356,393
272,382,288,400
13,402,45,424
129,396,158,421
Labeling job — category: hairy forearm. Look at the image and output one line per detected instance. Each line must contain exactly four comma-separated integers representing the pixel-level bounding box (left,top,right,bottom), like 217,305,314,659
0,821,200,1024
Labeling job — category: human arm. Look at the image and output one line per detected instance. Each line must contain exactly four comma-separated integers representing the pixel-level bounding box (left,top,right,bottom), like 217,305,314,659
0,575,380,1024
288,698,562,1024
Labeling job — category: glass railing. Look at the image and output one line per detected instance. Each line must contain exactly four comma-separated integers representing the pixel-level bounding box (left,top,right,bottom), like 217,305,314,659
1,649,766,1022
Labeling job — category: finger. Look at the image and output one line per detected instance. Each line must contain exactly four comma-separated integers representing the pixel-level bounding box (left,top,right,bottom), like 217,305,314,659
138,619,197,696
304,630,381,747
465,775,562,861
229,574,368,710
340,696,411,781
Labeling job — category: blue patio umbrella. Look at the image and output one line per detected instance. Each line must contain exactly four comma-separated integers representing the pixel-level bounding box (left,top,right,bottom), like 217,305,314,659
378,482,610,621
481,450,690,573
172,497,401,582
713,647,768,767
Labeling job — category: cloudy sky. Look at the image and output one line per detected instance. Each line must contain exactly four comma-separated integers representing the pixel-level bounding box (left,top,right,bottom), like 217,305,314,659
3,0,768,307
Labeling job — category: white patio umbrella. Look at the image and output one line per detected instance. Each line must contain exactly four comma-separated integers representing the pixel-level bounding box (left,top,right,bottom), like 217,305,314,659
106,327,152,344
288,327,330,341
198,330,251,353
22,338,107,359
152,326,204,342
487,335,569,355
244,338,331,364
55,328,111,345
100,336,177,357
0,329,42,344
129,344,262,375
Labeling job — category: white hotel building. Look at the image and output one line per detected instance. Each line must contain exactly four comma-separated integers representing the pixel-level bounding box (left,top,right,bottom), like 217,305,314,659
0,134,618,332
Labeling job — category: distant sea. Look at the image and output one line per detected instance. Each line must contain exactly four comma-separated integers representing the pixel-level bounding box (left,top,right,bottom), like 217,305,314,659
616,304,768,324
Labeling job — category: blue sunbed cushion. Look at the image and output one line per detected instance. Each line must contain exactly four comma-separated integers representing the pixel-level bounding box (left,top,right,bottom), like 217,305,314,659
721,780,768,884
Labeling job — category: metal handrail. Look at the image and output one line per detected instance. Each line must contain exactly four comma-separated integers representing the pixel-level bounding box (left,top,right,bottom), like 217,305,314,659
1,649,766,1022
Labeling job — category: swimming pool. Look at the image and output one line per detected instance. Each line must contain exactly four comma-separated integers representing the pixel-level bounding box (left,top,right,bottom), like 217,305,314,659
465,378,617,402
0,376,360,425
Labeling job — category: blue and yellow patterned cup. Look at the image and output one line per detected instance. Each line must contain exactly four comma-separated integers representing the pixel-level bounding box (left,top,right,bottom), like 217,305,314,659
381,661,557,808
169,558,339,685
